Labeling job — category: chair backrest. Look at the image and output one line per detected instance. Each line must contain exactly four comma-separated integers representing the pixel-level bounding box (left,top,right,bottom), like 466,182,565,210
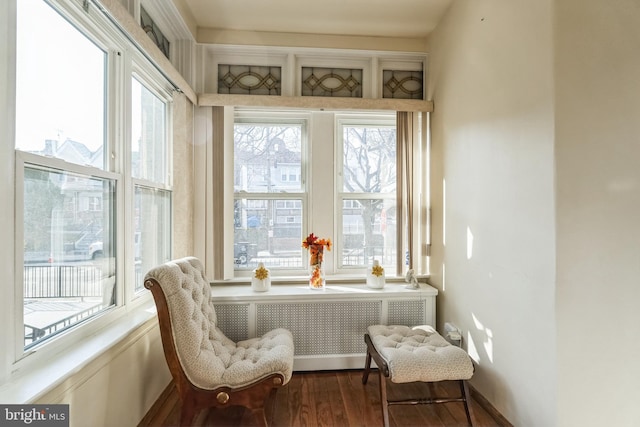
144,257,236,390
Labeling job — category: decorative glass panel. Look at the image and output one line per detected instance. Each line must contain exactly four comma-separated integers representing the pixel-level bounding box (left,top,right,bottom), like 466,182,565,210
302,67,362,97
218,64,281,95
140,6,170,59
383,70,424,99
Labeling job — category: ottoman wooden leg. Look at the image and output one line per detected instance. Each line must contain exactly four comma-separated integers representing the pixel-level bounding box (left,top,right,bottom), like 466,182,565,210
461,380,475,427
362,347,372,384
379,372,390,427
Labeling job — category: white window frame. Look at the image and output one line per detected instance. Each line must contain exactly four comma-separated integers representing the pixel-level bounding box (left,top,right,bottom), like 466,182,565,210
224,109,407,280
232,110,310,278
9,0,173,372
334,113,398,274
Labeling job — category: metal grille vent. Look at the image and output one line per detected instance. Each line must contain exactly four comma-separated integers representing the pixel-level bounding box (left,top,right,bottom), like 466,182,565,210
388,300,426,326
256,301,381,355
214,304,250,342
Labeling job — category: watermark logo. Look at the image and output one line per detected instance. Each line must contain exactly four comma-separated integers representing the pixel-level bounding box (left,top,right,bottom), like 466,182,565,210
0,405,68,427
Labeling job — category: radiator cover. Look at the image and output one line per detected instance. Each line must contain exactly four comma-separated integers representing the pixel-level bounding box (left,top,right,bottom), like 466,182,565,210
211,283,437,370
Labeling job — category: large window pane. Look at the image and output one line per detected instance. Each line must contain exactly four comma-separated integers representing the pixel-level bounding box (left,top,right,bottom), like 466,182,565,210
234,198,303,269
234,124,303,193
342,125,396,193
341,199,396,269
16,0,106,168
132,78,168,184
234,120,304,272
134,186,171,292
23,166,116,349
340,120,397,273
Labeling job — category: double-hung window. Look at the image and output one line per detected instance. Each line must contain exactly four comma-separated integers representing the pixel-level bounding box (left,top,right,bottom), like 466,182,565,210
337,116,397,272
14,0,172,355
233,112,306,272
230,110,403,278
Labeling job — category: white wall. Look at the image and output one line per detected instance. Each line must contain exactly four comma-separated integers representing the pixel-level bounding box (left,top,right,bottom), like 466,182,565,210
35,321,171,427
555,0,640,425
427,1,556,425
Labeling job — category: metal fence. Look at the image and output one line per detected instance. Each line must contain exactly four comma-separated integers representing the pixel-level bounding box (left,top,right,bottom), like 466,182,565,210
24,303,104,348
23,264,106,298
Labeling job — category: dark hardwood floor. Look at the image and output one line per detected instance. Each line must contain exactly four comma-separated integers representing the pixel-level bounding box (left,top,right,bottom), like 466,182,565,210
139,370,511,427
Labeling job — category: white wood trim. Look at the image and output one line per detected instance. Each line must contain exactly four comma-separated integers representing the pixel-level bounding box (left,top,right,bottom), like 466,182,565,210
98,0,197,104
198,93,434,112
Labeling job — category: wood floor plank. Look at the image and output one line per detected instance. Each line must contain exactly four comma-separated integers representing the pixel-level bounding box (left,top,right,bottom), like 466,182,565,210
311,372,339,427
337,370,378,427
139,370,511,427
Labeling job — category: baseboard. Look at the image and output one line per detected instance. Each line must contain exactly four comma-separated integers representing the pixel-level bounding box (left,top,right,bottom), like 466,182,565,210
469,384,513,427
293,354,368,371
137,381,175,427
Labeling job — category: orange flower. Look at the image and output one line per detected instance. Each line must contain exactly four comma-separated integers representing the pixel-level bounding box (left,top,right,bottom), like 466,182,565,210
302,233,318,249
302,233,331,251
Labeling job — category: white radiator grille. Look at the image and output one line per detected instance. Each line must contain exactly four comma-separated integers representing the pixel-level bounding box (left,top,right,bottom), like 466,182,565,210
214,303,250,342
388,300,426,326
256,301,382,355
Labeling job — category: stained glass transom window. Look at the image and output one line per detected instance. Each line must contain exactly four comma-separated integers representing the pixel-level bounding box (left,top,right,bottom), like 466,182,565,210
218,64,282,95
301,67,363,98
382,70,424,99
140,7,170,59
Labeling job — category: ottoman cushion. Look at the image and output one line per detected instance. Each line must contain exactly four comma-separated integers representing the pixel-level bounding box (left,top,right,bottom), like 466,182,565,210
367,324,474,383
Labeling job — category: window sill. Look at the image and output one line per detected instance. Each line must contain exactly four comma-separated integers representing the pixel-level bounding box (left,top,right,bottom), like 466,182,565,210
208,281,437,303
0,303,158,404
212,273,430,286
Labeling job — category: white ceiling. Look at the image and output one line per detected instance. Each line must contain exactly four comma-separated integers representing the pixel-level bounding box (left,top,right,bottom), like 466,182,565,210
181,0,452,39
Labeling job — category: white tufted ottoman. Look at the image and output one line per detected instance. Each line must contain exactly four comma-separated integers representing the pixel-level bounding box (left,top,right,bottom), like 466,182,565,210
362,324,475,427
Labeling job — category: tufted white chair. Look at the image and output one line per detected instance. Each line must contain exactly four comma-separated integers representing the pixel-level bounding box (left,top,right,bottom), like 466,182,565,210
144,257,294,426
362,324,476,427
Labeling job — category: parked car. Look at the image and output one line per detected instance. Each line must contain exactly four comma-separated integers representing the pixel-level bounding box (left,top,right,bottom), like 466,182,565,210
234,241,257,265
88,240,104,259
88,232,141,260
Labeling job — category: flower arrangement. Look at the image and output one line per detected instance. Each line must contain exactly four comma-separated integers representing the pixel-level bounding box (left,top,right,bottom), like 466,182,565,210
302,233,331,289
302,233,332,265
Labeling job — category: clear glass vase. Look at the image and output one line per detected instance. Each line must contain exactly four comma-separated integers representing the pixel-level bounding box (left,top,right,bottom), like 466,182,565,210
309,262,325,289
308,244,325,290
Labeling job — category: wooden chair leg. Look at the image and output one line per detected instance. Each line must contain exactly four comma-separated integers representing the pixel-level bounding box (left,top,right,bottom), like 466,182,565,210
251,408,268,427
179,402,198,427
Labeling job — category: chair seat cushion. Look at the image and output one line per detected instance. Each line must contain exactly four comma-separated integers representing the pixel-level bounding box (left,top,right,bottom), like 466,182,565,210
191,326,294,390
222,328,295,388
367,324,474,383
